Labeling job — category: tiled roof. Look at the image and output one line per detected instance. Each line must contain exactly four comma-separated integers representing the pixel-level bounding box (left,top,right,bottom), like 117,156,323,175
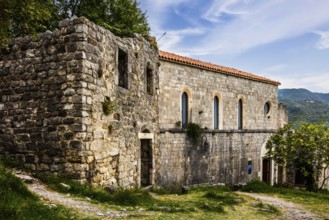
159,51,280,86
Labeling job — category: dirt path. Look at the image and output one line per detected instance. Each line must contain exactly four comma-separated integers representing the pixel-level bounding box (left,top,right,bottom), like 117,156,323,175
238,192,321,220
15,172,127,219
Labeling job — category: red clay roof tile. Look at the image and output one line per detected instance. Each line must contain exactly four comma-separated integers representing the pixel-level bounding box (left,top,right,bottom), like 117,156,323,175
159,50,280,86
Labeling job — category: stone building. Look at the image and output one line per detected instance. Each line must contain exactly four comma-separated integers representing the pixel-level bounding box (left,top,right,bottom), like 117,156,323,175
0,17,287,188
157,51,287,187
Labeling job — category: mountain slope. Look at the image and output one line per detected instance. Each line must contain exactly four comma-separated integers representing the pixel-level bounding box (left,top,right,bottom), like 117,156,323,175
279,89,329,104
279,89,329,127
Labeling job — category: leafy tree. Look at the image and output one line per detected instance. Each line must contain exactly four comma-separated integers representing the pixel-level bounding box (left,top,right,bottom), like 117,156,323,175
266,122,329,191
0,0,54,47
0,0,150,47
56,0,150,36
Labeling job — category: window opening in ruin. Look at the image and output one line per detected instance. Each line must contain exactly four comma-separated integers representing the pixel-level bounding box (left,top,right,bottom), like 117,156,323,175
248,161,252,174
238,99,243,130
146,67,153,95
182,92,189,128
118,48,128,89
214,96,219,129
264,102,270,115
141,139,152,186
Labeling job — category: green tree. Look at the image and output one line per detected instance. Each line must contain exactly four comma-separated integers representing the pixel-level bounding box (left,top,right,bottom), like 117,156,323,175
0,0,54,47
56,0,149,36
0,0,150,47
266,122,329,191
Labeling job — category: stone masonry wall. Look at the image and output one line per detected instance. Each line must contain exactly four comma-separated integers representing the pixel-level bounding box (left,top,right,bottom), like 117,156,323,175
73,18,159,188
158,61,280,130
158,131,274,186
0,18,90,177
157,60,285,186
0,17,159,188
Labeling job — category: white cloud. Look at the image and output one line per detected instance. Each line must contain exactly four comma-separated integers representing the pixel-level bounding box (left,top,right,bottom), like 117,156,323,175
279,72,329,93
202,0,250,23
314,31,329,49
158,28,206,52
196,0,329,56
143,0,329,56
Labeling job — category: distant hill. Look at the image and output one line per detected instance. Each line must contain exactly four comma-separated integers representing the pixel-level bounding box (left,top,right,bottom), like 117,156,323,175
279,89,329,104
279,89,329,127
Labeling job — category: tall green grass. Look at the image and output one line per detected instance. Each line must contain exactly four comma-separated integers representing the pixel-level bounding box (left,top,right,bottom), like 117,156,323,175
0,162,82,220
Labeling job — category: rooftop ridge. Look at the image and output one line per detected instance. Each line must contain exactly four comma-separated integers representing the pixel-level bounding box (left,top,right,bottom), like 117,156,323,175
159,50,280,86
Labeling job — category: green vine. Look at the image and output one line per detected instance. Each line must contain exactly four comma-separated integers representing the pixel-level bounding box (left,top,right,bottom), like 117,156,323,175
108,124,113,134
186,123,202,144
102,101,117,116
175,121,181,128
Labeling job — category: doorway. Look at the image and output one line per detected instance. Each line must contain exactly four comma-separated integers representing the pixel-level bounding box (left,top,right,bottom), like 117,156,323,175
262,158,271,184
140,139,152,186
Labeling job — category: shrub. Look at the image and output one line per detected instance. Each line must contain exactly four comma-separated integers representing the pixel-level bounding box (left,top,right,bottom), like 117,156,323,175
102,101,117,115
241,180,273,193
186,123,202,143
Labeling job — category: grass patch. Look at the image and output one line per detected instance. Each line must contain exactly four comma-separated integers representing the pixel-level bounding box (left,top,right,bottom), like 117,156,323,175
0,162,84,220
0,157,285,219
253,202,281,214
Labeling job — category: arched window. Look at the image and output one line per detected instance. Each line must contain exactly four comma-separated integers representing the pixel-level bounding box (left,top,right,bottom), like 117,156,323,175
238,99,243,130
214,96,219,129
182,92,188,128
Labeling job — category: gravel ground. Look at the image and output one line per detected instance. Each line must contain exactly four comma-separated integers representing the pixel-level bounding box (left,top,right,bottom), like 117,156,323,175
14,171,324,220
238,192,322,220
15,172,127,219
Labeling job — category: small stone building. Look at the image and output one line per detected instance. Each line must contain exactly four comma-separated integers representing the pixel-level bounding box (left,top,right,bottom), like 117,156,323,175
0,17,288,188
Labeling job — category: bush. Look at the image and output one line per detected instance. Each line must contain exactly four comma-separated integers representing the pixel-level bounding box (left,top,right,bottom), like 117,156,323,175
102,101,117,116
241,180,274,193
186,123,202,143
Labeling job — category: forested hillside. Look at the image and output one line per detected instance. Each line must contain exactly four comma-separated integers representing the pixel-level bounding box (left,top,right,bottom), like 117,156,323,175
279,89,329,127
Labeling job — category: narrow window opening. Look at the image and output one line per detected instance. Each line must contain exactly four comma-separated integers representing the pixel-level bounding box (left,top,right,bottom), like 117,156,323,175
118,48,128,89
182,92,188,128
146,67,153,95
238,99,243,130
214,96,219,129
264,102,271,115
248,161,252,174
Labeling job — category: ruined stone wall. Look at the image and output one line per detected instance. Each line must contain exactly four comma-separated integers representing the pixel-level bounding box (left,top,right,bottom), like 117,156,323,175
0,18,90,177
157,60,282,186
0,17,159,188
72,18,159,188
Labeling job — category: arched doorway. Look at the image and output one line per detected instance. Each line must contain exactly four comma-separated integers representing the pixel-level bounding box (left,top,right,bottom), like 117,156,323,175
260,142,275,185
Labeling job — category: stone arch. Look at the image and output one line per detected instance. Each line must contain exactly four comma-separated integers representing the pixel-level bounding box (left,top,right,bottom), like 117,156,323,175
260,141,276,185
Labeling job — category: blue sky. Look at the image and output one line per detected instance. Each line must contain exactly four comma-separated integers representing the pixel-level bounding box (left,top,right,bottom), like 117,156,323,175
139,0,329,93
